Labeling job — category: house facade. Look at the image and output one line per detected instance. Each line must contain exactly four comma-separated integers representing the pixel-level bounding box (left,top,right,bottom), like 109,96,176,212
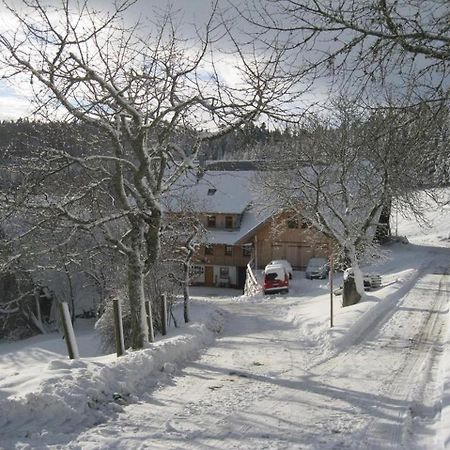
167,167,330,289
192,215,330,289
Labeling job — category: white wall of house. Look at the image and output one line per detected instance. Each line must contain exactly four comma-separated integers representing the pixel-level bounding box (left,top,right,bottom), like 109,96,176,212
213,265,237,286
190,264,237,286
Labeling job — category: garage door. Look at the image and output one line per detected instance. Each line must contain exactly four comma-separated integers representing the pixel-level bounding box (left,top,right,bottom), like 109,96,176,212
272,243,315,269
299,246,314,269
286,245,299,268
272,244,285,260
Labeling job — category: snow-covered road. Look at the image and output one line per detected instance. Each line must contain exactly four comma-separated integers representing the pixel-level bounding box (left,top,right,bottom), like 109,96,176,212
65,259,450,450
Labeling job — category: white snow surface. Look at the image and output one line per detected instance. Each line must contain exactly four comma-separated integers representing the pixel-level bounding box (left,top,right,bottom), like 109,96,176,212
1,190,450,449
164,170,256,215
163,169,272,245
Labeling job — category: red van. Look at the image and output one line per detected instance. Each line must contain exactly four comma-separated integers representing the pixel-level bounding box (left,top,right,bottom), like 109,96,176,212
263,264,289,294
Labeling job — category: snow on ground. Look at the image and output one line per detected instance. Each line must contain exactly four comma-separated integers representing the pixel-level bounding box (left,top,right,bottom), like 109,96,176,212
0,304,226,448
1,190,450,449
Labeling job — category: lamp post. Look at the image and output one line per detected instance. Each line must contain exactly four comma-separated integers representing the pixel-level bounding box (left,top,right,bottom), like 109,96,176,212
330,248,334,328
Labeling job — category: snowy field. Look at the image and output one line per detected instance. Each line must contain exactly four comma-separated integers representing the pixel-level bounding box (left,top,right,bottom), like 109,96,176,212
1,192,450,449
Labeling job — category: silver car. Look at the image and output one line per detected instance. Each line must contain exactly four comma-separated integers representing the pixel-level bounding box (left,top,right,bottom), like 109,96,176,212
305,257,329,279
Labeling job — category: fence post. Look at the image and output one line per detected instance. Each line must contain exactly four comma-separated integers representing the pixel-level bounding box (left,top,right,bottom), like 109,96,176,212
59,302,79,359
330,252,334,328
113,299,125,357
145,300,155,343
161,293,168,336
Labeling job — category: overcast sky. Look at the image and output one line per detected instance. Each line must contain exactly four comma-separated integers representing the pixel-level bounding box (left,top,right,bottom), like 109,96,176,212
0,0,235,120
0,0,335,121
1,1,442,121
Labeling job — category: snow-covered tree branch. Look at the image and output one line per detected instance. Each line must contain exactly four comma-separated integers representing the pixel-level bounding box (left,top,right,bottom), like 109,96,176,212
0,0,295,348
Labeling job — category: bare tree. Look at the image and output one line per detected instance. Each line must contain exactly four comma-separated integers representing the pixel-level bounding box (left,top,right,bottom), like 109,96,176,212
242,0,450,107
0,0,293,348
161,201,206,324
257,99,440,301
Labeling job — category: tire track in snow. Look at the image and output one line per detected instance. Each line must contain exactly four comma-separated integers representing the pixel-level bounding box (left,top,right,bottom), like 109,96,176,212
356,269,450,449
67,300,300,449
66,264,449,449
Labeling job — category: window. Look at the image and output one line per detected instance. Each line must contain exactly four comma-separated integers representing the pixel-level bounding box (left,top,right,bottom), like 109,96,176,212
225,245,233,256
225,215,233,229
242,246,252,257
287,218,299,229
205,246,213,255
189,265,204,277
207,215,216,228
207,188,217,196
220,267,229,278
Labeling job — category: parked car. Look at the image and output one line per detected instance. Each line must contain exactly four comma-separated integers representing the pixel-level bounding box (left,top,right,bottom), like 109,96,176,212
344,268,382,290
267,259,293,279
263,264,289,294
305,257,329,279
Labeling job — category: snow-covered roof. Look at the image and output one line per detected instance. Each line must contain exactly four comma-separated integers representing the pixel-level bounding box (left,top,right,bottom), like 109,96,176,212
165,170,257,215
204,206,270,245
164,169,272,244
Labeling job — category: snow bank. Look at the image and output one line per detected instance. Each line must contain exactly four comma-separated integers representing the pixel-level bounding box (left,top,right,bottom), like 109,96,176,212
278,245,435,365
331,267,423,350
0,308,225,440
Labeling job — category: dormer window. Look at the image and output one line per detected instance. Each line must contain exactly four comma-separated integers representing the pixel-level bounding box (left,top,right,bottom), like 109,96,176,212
207,188,217,196
207,215,216,228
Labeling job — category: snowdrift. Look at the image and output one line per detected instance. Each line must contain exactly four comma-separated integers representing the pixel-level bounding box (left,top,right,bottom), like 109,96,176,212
0,308,225,439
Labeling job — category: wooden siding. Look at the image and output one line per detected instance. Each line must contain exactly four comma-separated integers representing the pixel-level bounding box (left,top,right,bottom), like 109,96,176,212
202,213,241,230
192,213,331,288
197,244,251,267
251,218,330,269
196,218,330,271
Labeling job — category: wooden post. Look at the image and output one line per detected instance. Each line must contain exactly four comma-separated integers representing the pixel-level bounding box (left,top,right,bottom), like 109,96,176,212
161,293,168,336
254,236,258,270
145,300,155,343
113,299,125,357
330,251,334,328
59,302,79,359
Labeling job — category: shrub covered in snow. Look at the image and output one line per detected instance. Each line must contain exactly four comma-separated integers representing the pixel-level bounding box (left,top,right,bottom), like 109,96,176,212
95,262,183,351
95,289,132,352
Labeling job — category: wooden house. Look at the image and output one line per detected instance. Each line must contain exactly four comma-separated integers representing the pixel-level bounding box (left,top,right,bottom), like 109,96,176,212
165,168,330,289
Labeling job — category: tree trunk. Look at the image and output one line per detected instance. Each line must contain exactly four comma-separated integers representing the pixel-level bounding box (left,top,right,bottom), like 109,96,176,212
342,245,364,307
64,262,76,324
127,225,148,350
349,247,365,296
342,276,361,307
183,262,190,323
145,211,161,266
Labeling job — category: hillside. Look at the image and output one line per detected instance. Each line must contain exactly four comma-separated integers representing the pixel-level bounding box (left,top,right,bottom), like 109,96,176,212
0,190,449,449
